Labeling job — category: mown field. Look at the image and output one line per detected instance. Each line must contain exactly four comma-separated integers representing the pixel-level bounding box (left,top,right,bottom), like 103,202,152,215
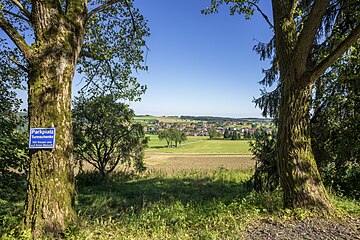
146,135,251,155
145,153,254,173
75,135,254,175
146,135,209,149
144,135,254,173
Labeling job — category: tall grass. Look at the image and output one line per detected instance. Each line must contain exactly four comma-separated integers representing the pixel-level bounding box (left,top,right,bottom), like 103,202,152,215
0,173,27,238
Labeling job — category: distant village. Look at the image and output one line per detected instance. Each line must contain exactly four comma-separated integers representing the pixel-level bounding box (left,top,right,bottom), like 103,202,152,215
136,116,274,139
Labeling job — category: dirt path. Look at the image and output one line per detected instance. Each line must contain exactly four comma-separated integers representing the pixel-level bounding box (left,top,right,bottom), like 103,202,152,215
241,217,360,240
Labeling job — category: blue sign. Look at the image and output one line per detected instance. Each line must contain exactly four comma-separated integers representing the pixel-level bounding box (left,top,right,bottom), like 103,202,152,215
29,128,56,149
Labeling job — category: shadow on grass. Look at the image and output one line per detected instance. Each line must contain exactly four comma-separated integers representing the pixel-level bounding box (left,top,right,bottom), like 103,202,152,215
149,146,168,149
76,170,254,219
0,171,280,231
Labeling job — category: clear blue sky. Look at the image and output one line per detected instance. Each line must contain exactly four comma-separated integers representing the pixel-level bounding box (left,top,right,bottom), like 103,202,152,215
10,0,274,118
126,0,273,118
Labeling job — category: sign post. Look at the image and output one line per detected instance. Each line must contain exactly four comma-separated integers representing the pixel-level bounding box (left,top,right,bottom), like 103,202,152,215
29,128,56,149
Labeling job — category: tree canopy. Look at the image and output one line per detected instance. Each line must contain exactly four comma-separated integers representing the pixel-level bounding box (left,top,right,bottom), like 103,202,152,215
311,42,360,198
158,128,187,148
73,94,148,176
0,0,149,98
0,77,28,174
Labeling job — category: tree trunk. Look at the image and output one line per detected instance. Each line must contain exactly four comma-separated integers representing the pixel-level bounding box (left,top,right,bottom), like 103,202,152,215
23,2,85,236
276,74,335,214
24,52,77,238
271,0,336,215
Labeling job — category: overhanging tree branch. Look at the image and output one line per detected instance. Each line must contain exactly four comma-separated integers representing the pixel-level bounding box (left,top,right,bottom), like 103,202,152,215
80,50,106,60
295,0,330,71
87,0,137,35
8,56,27,72
10,0,31,18
248,2,274,29
309,24,360,83
88,0,124,19
124,0,137,35
0,13,31,60
2,9,29,22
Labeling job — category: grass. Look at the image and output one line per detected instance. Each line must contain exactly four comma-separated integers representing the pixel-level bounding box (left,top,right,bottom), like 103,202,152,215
147,135,251,155
73,169,272,239
72,170,360,239
1,142,359,239
331,195,360,216
0,173,27,237
1,169,360,239
146,135,208,149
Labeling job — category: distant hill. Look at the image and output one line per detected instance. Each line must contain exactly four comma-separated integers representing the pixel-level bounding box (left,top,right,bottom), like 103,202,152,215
135,115,271,123
134,115,193,123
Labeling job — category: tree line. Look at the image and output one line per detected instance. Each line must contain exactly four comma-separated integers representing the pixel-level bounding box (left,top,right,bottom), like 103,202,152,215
158,128,187,147
222,128,257,140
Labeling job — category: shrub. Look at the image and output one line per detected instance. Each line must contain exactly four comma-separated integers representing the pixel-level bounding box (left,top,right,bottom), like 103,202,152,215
248,127,279,191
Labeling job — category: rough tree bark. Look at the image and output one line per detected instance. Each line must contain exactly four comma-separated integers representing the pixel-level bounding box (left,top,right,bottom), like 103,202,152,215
272,0,335,214
277,71,334,212
22,1,86,237
272,0,360,214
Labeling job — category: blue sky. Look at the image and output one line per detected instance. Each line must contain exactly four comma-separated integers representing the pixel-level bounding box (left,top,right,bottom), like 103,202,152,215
126,0,273,118
8,0,274,118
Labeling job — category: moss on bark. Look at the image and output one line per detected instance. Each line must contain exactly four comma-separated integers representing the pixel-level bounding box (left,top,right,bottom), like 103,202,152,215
277,79,336,215
24,10,83,236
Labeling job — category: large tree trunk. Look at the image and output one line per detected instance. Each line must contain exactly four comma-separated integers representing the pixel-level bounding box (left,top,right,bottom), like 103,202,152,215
272,0,336,215
24,50,77,238
277,74,334,214
23,2,85,237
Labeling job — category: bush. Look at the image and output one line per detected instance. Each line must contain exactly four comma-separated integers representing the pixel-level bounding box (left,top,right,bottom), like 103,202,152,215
0,131,28,174
73,94,148,176
0,172,27,237
0,80,28,174
248,127,279,191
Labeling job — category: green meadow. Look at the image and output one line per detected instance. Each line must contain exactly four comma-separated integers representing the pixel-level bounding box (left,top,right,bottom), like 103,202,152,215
146,135,251,155
146,135,208,148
